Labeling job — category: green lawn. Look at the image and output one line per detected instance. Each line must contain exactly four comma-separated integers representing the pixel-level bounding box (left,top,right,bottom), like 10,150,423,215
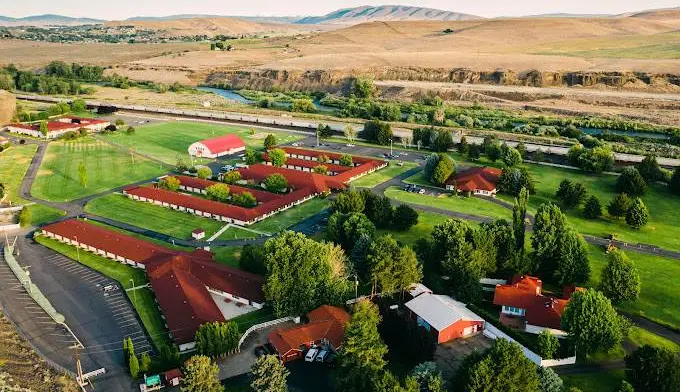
587,243,680,330
561,370,624,392
217,226,259,240
211,247,242,268
498,163,680,252
350,161,418,188
385,187,512,221
403,171,432,187
628,327,679,352
249,198,329,234
378,211,453,247
31,138,166,202
0,145,64,225
102,121,304,165
84,193,226,239
230,307,275,331
34,235,171,349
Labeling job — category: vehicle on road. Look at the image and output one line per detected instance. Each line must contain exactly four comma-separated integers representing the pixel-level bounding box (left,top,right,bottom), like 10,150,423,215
102,284,117,292
305,348,319,362
220,165,235,172
346,143,355,147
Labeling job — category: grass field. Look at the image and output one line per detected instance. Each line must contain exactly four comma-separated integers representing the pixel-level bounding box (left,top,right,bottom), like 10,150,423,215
562,370,624,392
385,187,512,221
249,198,329,234
84,193,226,239
587,243,680,330
211,247,242,268
34,235,171,349
498,164,680,252
350,161,418,188
230,307,275,331
378,211,453,247
31,138,166,202
102,121,303,165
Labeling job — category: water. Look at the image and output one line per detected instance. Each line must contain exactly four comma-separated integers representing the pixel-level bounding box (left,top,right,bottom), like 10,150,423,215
580,127,670,140
198,87,337,113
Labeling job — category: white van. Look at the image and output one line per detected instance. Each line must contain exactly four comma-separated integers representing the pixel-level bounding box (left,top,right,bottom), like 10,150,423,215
304,348,318,362
315,350,328,362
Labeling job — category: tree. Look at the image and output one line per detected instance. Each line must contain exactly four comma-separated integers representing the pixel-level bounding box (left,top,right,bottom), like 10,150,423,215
70,99,86,112
327,212,376,251
18,207,31,227
158,176,181,192
140,353,151,373
263,232,349,316
336,300,388,392
313,165,328,175
126,126,135,135
78,161,88,188
556,179,587,208
344,125,358,143
467,144,481,160
362,191,393,229
197,166,212,180
332,190,365,214
222,171,241,184
206,183,230,202
181,355,223,392
502,146,523,167
317,124,333,138
616,167,647,197
431,154,455,187
123,337,133,367
616,381,635,392
291,99,317,113
537,367,563,392
250,355,289,392
626,198,649,229
129,353,140,378
455,339,540,392
195,321,240,357
583,195,602,219
263,134,277,149
240,244,266,275
513,187,529,255
485,142,503,162
362,120,392,146
497,167,535,196
39,121,48,137
625,345,680,392
671,167,680,196
268,148,287,167
601,249,641,303
433,131,454,152
392,204,418,231
264,174,288,193
636,155,663,184
366,235,422,295
231,191,257,207
608,193,630,218
537,330,560,359
561,290,627,356
245,149,261,165
340,154,353,166
457,136,469,154
516,142,527,158
353,76,376,99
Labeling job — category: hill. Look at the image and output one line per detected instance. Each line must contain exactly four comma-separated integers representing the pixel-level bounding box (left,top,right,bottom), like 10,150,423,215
295,5,481,24
0,14,103,26
105,17,307,37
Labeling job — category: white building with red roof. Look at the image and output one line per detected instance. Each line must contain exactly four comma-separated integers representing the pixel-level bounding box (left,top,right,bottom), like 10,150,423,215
445,167,502,196
5,116,110,139
188,134,246,158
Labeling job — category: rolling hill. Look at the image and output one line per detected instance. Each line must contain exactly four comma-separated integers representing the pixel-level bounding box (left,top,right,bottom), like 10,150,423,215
296,5,481,24
105,17,307,37
0,14,103,26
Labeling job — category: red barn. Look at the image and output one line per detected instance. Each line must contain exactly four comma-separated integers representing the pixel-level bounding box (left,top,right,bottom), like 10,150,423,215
405,293,484,344
188,134,246,158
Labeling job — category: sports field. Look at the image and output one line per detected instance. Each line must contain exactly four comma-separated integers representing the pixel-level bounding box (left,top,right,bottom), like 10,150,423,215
31,138,166,202
102,121,304,165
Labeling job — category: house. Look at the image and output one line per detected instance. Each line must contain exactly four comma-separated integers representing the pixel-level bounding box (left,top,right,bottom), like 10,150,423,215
40,219,265,351
188,134,246,158
268,305,350,363
445,167,502,196
492,275,582,337
5,116,110,139
405,293,485,344
163,369,182,387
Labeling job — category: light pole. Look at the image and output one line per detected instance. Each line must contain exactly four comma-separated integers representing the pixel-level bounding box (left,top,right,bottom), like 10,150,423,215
129,278,136,303
389,138,393,156
74,236,80,263
316,129,320,147
352,274,359,301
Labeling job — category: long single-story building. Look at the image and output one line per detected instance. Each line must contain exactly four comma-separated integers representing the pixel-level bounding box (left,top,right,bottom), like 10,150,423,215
40,219,265,351
188,134,246,158
405,292,485,344
445,166,502,196
268,305,350,363
5,116,110,139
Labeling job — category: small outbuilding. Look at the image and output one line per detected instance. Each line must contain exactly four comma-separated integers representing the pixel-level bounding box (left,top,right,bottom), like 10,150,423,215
191,229,205,240
188,134,246,158
163,368,182,387
405,293,485,344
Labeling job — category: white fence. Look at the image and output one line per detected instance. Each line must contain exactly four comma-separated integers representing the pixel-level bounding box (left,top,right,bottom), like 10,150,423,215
0,205,24,213
483,322,576,367
237,316,297,350
0,224,21,232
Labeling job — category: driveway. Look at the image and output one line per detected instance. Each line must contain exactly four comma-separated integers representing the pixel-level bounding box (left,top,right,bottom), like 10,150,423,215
434,334,493,380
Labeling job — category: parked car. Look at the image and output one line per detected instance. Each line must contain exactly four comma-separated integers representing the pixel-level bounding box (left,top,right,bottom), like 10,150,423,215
220,165,235,172
305,348,319,362
346,143,355,147
315,350,329,362
418,188,426,194
102,284,117,292
291,143,301,147
254,346,267,357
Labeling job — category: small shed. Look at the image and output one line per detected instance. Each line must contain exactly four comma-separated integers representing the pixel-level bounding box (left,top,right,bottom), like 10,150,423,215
405,293,485,344
163,368,182,387
191,229,205,240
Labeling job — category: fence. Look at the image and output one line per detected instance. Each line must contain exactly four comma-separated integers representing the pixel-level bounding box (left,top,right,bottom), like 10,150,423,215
237,316,297,350
0,224,21,232
483,322,576,367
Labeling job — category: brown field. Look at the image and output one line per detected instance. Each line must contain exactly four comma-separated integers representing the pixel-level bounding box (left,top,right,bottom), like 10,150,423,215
0,90,15,125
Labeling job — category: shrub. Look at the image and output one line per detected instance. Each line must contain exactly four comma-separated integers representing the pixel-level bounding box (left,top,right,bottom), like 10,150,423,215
263,134,277,149
392,204,419,231
583,195,602,219
626,198,649,229
232,192,257,208
264,174,288,193
291,99,317,113
196,167,212,180
158,176,180,192
616,167,647,197
607,193,630,218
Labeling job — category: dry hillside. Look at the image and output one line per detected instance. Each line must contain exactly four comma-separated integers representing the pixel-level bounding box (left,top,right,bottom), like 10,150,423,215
0,90,15,126
105,17,309,37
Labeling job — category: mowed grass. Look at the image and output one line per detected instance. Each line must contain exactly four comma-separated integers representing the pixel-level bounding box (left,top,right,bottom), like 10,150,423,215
498,164,680,252
0,145,64,225
31,138,166,202
84,193,226,239
350,161,418,188
385,187,512,221
34,235,171,349
249,198,329,234
561,370,625,392
378,211,453,247
587,243,680,331
230,307,275,331
102,121,304,165
628,327,679,352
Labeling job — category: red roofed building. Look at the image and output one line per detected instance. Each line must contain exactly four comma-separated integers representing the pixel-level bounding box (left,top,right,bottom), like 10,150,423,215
188,134,246,158
445,167,502,196
40,219,265,351
493,275,582,337
5,116,110,139
268,305,350,363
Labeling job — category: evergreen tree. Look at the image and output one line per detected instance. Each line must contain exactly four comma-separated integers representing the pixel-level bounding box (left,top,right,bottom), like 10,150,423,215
537,330,560,359
140,353,151,373
538,367,563,392
512,187,529,254
583,195,602,219
181,355,223,392
600,249,641,303
616,381,635,392
671,167,680,196
467,144,481,160
457,136,469,154
626,198,649,229
392,204,418,231
250,354,289,392
636,155,662,183
263,134,277,149
129,353,140,379
616,167,647,197
625,345,680,392
607,193,630,218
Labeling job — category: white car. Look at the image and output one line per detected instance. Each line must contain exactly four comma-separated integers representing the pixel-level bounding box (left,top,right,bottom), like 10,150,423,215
315,350,329,362
346,143,355,147
305,348,319,362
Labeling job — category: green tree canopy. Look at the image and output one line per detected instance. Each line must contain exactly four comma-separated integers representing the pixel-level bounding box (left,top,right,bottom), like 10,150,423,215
537,367,563,392
366,235,422,295
195,321,240,358
616,167,647,197
555,179,587,208
625,345,680,392
600,249,641,303
205,183,230,202
392,204,419,231
671,167,680,196
583,195,602,219
332,190,365,214
537,330,560,359
636,155,663,184
607,193,630,218
327,212,376,252
502,146,523,167
497,167,536,196
263,134,277,149
197,166,212,180
626,198,649,229
264,173,288,193
158,176,181,192
181,355,223,392
250,354,289,392
431,155,455,186
352,76,377,99
268,148,287,167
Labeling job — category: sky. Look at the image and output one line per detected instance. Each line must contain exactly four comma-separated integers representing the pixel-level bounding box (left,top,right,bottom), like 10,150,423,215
2,0,678,20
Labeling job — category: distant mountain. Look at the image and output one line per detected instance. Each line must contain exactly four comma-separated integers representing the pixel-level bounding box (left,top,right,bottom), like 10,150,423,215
0,14,103,26
126,14,300,24
295,5,482,25
523,13,614,18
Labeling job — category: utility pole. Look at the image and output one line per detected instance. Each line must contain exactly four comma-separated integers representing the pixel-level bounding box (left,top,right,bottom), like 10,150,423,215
129,278,136,303
74,236,80,263
390,138,393,156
